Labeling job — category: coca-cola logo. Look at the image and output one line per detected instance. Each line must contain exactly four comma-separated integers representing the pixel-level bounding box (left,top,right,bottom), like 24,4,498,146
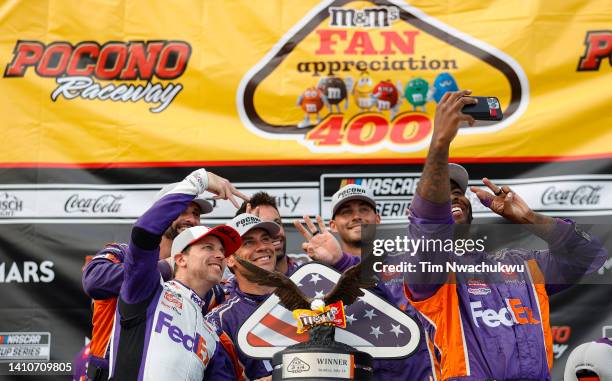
64,193,124,214
541,185,602,206
0,192,23,217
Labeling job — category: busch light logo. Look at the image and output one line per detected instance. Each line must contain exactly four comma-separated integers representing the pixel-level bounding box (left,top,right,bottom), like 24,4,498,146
0,192,23,217
64,193,123,214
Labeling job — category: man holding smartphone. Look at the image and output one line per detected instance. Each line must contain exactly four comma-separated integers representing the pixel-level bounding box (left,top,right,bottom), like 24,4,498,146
404,90,607,380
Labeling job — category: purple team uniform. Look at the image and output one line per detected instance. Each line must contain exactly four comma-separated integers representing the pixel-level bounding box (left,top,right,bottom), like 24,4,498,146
404,193,607,380
106,191,225,381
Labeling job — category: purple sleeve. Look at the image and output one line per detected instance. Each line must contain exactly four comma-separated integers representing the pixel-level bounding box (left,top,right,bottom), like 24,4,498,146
536,218,608,294
405,193,454,301
121,193,197,305
157,259,173,282
82,258,124,299
134,193,197,235
408,192,454,224
333,252,361,272
71,344,89,381
82,244,128,299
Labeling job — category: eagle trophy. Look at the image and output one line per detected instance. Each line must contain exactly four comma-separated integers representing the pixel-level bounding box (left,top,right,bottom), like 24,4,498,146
235,255,379,345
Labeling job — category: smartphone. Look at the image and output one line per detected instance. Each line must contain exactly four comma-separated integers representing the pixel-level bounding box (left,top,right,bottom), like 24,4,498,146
461,96,503,121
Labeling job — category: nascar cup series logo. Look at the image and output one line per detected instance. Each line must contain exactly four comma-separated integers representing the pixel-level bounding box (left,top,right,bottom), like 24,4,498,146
4,40,190,112
238,0,528,153
321,173,420,220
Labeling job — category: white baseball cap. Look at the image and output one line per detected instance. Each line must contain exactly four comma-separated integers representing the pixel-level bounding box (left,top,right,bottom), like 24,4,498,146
155,182,214,214
564,338,612,381
171,225,241,259
449,163,469,194
228,213,280,238
330,184,377,217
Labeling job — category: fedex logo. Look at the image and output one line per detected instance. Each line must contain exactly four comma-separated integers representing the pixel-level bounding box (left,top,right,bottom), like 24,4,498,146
470,299,540,328
154,311,210,365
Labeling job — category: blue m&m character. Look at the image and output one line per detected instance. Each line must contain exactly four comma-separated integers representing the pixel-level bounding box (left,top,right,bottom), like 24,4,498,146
430,72,458,103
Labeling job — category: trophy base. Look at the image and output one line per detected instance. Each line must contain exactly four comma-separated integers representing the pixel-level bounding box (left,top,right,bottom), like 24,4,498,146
272,341,373,380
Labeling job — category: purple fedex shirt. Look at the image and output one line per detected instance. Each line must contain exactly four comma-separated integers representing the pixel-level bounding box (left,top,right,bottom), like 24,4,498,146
404,193,607,381
107,193,223,381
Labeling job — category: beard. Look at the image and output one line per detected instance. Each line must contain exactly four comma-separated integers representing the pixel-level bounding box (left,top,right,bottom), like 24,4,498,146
334,229,362,250
345,237,362,248
164,225,180,240
164,221,196,240
275,239,287,260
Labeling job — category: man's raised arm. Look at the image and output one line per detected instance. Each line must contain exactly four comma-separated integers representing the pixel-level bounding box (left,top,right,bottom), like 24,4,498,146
470,178,608,293
82,243,127,299
406,91,475,301
121,169,248,305
121,169,210,305
415,90,475,206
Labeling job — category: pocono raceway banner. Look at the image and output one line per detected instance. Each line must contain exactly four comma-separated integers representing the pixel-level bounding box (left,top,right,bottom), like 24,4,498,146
0,0,611,379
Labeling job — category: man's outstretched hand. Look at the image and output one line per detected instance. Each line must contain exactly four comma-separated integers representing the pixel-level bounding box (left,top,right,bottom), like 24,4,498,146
416,90,477,204
293,215,343,265
470,178,533,224
431,90,477,147
206,171,249,209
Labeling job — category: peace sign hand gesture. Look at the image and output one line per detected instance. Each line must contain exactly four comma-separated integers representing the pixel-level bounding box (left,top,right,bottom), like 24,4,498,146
206,172,249,209
470,178,533,224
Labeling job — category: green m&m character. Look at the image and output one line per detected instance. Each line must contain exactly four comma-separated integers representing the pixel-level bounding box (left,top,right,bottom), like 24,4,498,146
404,77,429,112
